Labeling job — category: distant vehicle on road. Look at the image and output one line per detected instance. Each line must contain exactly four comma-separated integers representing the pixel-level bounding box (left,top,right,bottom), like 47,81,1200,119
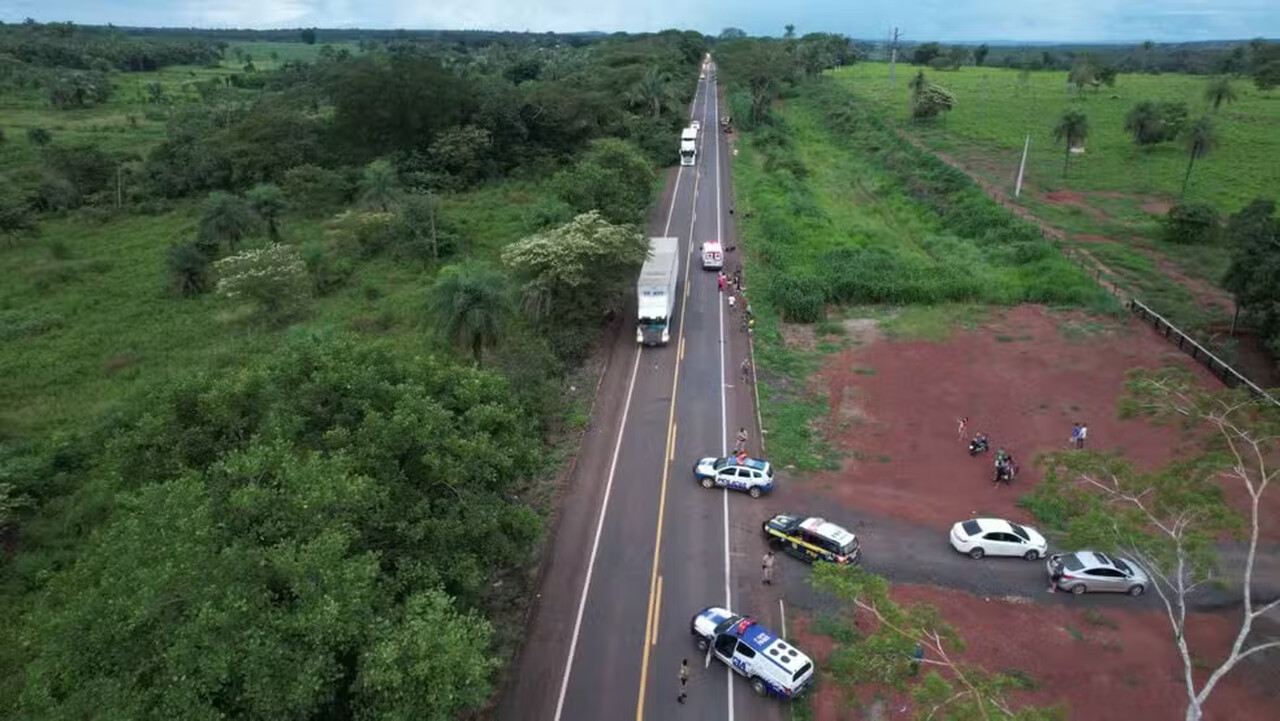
693,456,774,498
949,518,1047,560
700,240,723,270
764,513,860,564
1048,551,1149,596
690,607,815,698
636,237,679,345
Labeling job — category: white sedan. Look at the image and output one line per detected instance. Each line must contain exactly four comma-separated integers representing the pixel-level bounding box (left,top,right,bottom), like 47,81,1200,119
949,518,1048,560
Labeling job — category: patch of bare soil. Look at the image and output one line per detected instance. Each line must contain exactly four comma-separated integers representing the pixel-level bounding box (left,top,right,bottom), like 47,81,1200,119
794,585,1280,721
809,305,1280,543
1042,190,1113,224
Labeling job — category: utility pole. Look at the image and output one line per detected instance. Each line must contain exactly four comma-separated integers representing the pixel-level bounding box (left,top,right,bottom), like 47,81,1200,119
890,27,902,86
1015,134,1031,198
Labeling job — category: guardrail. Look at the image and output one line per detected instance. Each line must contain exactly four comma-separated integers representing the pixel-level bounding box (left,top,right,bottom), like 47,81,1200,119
1127,298,1279,406
1046,235,1278,406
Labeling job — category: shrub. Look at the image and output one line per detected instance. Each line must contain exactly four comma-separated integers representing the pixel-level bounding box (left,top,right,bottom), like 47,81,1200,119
214,244,311,319
1162,202,1220,245
281,164,351,216
301,242,354,296
26,127,52,146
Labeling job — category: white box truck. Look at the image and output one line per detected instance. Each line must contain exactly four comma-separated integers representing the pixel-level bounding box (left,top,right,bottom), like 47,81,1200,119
637,237,680,345
680,126,697,166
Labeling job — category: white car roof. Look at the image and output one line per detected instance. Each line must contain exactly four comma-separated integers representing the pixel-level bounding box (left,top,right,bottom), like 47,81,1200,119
799,517,854,545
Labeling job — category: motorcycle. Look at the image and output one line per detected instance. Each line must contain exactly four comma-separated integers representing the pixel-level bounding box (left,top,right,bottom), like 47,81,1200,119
993,459,1018,484
968,435,989,456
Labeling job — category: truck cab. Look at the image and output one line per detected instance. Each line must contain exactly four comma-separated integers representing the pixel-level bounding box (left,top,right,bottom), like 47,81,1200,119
680,126,697,166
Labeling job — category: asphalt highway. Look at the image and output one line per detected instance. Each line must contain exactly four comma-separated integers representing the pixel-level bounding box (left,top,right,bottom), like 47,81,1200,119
499,63,788,721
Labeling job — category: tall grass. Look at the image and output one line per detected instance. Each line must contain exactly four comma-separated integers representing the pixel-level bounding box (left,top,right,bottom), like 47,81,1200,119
736,81,1114,323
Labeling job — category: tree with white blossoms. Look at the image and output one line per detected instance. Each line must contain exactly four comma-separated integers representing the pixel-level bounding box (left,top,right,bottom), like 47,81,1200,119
1029,366,1280,721
215,244,311,320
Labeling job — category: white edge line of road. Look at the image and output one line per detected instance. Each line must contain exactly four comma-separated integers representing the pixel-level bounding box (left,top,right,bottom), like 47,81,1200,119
710,65,738,721
551,75,697,721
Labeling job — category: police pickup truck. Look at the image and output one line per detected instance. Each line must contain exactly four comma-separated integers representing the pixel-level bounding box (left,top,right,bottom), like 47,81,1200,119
690,606,815,698
763,513,861,565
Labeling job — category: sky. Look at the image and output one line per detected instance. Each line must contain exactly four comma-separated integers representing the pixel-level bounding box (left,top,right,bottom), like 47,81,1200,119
3,0,1278,43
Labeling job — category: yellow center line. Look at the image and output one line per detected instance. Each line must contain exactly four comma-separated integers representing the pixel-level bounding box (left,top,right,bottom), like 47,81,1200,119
636,164,701,721
651,575,663,646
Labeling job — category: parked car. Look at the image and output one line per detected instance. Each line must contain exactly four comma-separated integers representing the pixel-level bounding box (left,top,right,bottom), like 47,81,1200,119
1047,551,1149,596
949,518,1048,560
764,513,860,564
693,456,774,498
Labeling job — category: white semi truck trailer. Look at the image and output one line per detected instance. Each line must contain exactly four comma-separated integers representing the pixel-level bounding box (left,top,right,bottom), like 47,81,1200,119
637,236,680,345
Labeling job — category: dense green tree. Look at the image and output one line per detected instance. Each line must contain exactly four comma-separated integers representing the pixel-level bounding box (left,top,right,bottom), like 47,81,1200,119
1249,40,1280,91
300,28,316,45
1052,109,1089,178
246,183,288,242
429,262,510,364
717,39,792,127
1204,76,1237,112
15,332,541,719
1162,202,1220,245
1068,57,1097,96
718,27,747,40
974,43,990,67
428,124,494,188
628,66,678,120
553,138,656,225
282,164,351,216
0,179,39,245
911,42,942,66
197,190,257,253
394,191,457,262
326,53,471,159
1123,100,1185,146
502,210,648,321
1180,115,1217,196
1223,199,1280,354
360,159,401,212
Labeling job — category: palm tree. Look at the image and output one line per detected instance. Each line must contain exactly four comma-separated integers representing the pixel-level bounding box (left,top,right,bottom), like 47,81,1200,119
197,191,257,253
246,183,288,242
1204,77,1237,112
1181,116,1217,197
428,263,509,365
360,159,400,212
1052,109,1089,178
628,66,675,120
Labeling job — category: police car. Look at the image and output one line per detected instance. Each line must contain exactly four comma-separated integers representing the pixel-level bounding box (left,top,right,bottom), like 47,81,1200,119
690,606,815,698
763,513,861,564
692,456,775,498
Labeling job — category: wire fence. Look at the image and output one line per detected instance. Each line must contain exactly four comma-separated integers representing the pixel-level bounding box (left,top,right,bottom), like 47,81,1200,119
1046,233,1279,407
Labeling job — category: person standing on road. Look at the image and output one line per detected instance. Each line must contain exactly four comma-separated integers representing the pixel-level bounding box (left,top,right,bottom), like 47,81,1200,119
1069,422,1081,448
1077,422,1088,449
957,416,968,441
735,427,749,453
740,357,751,384
677,658,690,704
1048,555,1064,593
718,272,726,292
762,550,775,585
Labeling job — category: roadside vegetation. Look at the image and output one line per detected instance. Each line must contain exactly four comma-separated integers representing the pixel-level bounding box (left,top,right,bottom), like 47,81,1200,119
0,20,706,718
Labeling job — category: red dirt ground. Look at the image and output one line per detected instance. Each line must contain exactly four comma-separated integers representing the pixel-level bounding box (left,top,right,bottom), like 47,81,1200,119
812,305,1280,543
794,585,1278,720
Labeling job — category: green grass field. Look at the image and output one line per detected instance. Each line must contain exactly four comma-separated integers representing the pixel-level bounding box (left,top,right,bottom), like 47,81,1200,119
0,179,553,439
221,40,362,69
833,62,1280,215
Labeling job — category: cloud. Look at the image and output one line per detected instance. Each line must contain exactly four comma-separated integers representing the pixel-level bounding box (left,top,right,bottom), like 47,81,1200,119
3,0,1279,40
